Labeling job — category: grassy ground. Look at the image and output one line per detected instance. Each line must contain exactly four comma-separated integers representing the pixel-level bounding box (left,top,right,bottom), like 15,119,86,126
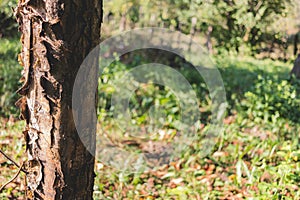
1,38,300,199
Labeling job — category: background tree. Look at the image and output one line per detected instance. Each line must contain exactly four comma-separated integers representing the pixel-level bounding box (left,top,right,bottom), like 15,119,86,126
103,0,296,58
14,0,102,199
3,0,297,57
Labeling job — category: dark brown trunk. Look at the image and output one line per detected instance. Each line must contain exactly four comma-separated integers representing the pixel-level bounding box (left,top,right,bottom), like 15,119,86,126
291,54,300,78
15,0,102,199
294,33,299,56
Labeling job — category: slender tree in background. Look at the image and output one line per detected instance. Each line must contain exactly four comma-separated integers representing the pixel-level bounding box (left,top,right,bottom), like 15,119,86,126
15,0,102,199
291,54,300,78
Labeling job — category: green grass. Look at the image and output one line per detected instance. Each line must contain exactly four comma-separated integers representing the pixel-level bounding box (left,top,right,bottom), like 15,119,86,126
0,119,25,199
0,37,300,199
0,38,21,117
92,54,300,199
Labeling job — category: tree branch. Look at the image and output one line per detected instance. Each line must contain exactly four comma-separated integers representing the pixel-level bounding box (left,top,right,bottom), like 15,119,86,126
0,149,26,173
0,162,24,192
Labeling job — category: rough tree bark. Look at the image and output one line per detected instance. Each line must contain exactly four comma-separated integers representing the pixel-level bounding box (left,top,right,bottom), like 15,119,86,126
291,54,300,78
14,0,102,199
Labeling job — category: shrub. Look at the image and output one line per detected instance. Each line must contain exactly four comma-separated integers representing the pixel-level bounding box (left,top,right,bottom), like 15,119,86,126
239,75,300,124
0,0,18,38
0,38,21,117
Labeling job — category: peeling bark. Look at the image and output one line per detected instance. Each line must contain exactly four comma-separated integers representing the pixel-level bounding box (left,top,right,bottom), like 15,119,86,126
14,0,102,199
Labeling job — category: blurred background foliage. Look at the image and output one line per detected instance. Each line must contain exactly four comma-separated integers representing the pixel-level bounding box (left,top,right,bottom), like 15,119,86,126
0,0,300,127
1,0,299,58
0,0,18,38
102,0,300,59
0,0,299,126
1,0,299,120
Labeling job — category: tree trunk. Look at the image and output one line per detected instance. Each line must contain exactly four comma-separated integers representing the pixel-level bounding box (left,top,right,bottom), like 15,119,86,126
294,33,299,56
15,0,102,199
119,13,126,32
291,54,300,78
206,25,213,54
188,17,197,52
